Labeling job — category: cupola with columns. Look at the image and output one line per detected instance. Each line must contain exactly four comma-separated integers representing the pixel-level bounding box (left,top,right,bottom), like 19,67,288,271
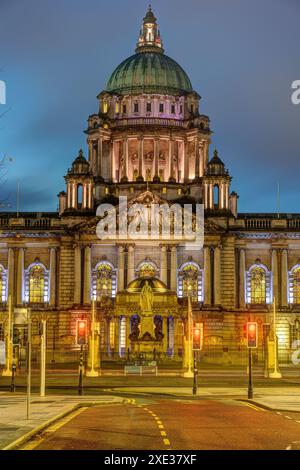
203,150,237,214
59,149,95,215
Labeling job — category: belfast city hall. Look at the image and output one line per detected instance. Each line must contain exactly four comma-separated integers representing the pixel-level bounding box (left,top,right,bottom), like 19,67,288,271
1,7,300,367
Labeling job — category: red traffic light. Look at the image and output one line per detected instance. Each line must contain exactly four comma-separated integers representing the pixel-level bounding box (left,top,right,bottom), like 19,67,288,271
77,319,87,345
247,322,258,348
192,323,203,351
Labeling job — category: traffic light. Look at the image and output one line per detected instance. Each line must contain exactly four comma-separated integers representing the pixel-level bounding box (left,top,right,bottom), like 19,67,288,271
192,322,203,351
247,322,258,348
76,320,87,345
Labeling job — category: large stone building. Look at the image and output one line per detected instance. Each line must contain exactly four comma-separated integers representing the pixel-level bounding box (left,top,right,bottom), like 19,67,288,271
1,7,300,365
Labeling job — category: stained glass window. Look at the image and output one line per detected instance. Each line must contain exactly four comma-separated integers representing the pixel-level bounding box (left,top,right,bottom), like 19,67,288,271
246,264,271,304
92,262,116,300
289,266,300,304
139,262,156,278
26,264,49,303
178,263,203,302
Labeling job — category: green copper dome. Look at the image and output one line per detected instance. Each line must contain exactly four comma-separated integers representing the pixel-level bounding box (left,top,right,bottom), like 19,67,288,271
106,52,193,96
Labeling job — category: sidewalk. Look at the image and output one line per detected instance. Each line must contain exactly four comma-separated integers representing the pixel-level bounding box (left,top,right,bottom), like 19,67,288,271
0,393,124,450
108,385,300,412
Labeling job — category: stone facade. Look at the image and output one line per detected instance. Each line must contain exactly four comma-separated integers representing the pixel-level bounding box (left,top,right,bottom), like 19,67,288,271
0,8,299,365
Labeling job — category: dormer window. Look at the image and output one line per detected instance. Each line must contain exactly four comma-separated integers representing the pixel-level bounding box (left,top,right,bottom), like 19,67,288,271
159,103,164,113
171,104,175,114
180,105,183,114
122,104,127,114
103,102,108,113
146,102,152,112
134,102,139,113
191,104,194,114
115,102,119,114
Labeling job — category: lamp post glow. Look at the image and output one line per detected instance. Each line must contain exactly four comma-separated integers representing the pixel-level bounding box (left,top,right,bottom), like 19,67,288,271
269,297,282,379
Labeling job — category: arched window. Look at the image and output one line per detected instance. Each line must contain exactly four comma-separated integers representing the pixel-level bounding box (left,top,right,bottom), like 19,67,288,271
289,265,300,304
178,262,203,302
25,263,49,303
137,261,158,279
246,264,270,304
92,261,116,300
0,265,7,302
213,184,219,209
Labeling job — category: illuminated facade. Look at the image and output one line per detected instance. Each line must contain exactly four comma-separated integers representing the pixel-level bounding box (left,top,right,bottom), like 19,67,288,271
0,7,300,364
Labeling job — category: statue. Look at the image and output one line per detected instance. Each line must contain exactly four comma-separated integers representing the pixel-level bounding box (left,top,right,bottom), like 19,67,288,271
140,280,153,313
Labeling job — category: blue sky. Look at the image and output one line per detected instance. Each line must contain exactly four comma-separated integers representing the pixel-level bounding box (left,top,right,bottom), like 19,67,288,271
0,0,299,213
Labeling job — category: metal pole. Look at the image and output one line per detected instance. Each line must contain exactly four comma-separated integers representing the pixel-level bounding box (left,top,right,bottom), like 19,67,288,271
27,308,32,420
193,350,198,396
40,320,46,397
78,344,83,396
10,360,16,393
248,348,253,399
3,294,12,376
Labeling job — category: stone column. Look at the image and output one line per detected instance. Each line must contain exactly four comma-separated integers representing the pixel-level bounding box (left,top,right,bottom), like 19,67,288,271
271,249,278,305
209,184,213,209
160,245,168,285
138,137,143,179
168,138,174,181
124,139,129,180
17,248,24,306
83,246,91,305
117,245,125,291
199,143,204,177
7,248,15,304
154,137,159,178
97,138,103,178
170,246,177,291
74,245,82,304
281,249,288,307
184,140,189,181
239,249,246,308
203,139,209,167
49,248,57,307
127,244,135,285
204,246,211,306
194,137,200,179
213,246,221,305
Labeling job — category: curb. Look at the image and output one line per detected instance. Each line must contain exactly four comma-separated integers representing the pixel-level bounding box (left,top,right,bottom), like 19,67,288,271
237,399,300,414
2,398,125,451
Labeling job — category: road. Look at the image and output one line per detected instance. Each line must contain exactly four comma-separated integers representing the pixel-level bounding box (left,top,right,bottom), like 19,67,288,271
22,397,300,450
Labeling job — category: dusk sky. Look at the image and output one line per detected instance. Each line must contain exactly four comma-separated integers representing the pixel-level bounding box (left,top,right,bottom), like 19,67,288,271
0,0,299,213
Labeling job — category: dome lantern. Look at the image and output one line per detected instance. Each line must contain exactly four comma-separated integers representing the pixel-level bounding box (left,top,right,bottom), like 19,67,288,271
136,6,164,54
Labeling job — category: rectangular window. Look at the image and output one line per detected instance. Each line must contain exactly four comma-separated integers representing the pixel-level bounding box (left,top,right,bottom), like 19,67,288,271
115,102,119,114
122,104,127,114
146,102,151,112
180,105,183,114
191,104,194,113
171,104,175,114
134,102,139,113
109,320,115,350
159,103,164,113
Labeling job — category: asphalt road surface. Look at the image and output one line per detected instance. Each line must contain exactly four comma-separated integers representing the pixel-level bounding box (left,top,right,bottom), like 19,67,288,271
23,398,300,451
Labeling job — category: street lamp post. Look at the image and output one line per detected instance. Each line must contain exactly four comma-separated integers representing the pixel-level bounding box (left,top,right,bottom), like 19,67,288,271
269,297,282,379
248,348,253,399
26,308,32,420
183,291,194,378
86,299,100,377
2,295,13,377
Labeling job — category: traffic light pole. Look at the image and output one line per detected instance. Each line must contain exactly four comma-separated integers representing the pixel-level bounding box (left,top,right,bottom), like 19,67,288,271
27,308,32,420
78,344,84,396
248,348,253,399
40,320,46,397
193,351,198,396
